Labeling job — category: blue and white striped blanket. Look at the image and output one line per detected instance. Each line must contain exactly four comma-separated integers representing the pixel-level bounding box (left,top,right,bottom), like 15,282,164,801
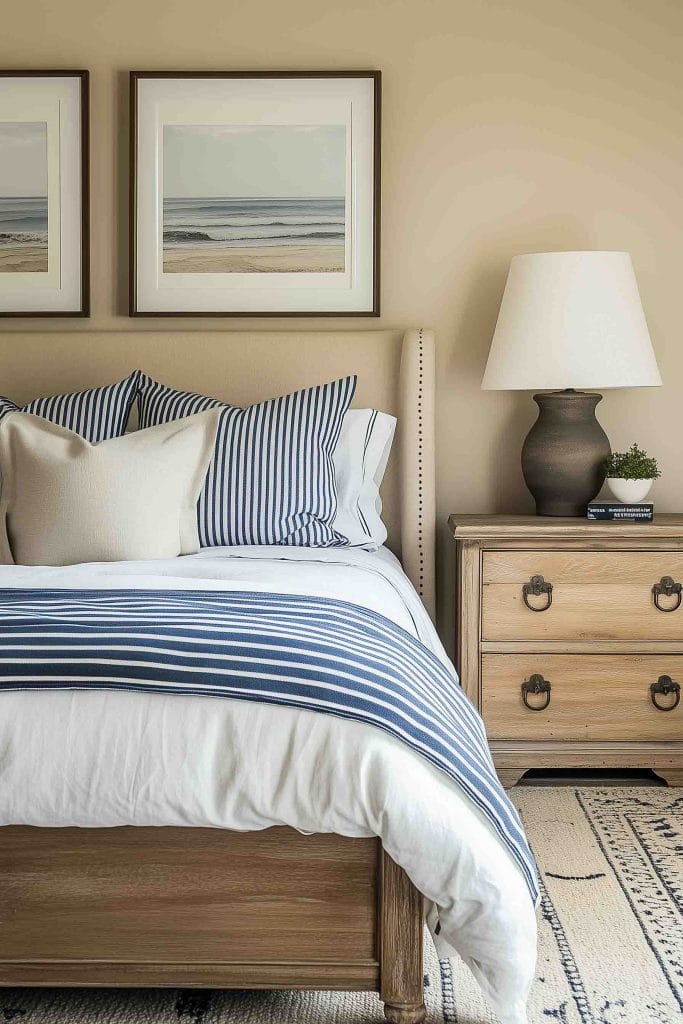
0,587,538,901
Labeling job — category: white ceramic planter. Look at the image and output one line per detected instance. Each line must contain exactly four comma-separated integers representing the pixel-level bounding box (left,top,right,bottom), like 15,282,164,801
606,477,654,503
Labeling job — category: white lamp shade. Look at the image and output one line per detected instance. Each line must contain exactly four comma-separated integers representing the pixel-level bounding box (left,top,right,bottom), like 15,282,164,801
481,251,662,390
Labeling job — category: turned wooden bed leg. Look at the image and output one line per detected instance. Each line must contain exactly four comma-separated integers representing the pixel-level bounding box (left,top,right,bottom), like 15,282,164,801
379,848,426,1024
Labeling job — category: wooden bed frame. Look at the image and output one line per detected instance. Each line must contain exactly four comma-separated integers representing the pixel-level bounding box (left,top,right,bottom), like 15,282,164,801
0,328,436,1024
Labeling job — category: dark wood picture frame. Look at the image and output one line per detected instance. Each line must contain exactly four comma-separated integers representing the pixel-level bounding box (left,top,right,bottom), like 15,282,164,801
0,69,89,318
129,70,381,318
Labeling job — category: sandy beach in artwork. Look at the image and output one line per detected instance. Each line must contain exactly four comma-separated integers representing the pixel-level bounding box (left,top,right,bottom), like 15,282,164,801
0,245,48,273
161,127,347,278
163,244,344,274
0,124,49,274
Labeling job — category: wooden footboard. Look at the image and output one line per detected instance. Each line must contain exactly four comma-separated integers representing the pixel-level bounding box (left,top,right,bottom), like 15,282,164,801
0,826,425,1023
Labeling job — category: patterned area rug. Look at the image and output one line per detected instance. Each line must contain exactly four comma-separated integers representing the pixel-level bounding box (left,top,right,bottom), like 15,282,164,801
0,787,680,1023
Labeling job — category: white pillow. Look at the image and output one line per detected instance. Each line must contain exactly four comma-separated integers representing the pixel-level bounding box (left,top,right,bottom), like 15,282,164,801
0,409,220,566
332,409,396,549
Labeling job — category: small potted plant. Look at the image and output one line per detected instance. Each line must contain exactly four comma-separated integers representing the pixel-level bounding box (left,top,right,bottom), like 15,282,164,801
604,443,661,503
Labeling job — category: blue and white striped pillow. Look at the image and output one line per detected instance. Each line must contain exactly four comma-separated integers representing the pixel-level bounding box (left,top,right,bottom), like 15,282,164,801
0,372,142,443
138,374,357,547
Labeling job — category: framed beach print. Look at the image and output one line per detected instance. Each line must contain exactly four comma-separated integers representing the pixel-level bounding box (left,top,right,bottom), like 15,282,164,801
130,71,380,316
0,71,89,317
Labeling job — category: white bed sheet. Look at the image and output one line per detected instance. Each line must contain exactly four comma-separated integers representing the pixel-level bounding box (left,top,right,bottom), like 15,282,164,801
0,546,536,1023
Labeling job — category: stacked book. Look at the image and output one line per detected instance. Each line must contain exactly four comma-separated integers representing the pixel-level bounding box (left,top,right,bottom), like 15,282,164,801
587,502,654,522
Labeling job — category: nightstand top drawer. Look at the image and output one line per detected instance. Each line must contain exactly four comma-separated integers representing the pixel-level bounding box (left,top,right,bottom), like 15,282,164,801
482,550,683,641
482,654,682,742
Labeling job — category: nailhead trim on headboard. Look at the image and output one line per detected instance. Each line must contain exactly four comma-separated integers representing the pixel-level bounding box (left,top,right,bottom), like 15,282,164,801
417,327,425,599
399,326,435,621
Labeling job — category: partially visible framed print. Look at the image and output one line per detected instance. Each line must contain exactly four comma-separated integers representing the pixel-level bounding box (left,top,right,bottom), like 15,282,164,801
130,71,380,316
0,71,89,317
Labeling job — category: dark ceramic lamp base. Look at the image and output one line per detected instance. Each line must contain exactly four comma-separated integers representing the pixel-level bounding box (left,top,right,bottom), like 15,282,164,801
521,390,611,517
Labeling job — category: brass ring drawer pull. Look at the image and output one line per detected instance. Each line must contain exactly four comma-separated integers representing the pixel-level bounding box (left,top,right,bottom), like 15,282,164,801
521,673,551,711
652,576,682,612
522,575,553,612
650,674,680,711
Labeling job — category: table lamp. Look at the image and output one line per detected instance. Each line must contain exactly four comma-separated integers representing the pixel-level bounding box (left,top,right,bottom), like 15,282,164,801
481,251,662,516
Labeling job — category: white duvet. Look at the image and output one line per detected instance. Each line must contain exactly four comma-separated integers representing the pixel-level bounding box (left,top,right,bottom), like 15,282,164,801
0,546,536,1023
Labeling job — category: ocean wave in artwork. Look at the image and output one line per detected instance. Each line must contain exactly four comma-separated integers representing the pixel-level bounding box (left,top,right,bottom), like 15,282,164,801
162,197,345,250
161,196,346,273
0,197,48,249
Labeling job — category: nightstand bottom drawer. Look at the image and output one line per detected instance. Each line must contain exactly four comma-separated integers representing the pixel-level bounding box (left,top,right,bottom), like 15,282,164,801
481,654,682,742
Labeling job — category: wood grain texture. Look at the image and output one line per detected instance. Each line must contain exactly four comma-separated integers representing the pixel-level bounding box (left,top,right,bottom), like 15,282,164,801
486,539,683,551
0,826,378,971
491,739,683,763
483,587,683,642
482,654,682,741
0,961,380,989
455,540,481,705
490,740,683,786
482,641,683,654
483,550,683,586
451,513,683,782
0,826,425,1012
450,513,683,541
482,551,683,641
379,850,425,1024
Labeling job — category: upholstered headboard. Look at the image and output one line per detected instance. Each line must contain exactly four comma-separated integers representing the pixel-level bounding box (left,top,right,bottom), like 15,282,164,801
0,327,436,617
399,328,436,618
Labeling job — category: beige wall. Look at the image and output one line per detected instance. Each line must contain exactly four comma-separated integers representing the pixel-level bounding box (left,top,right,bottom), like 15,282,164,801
2,0,682,649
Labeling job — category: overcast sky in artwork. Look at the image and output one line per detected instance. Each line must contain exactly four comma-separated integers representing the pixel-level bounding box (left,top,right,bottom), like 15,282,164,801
163,124,346,199
0,122,48,197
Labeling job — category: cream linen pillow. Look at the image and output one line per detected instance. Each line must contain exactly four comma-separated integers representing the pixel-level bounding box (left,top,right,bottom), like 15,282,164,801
0,409,220,566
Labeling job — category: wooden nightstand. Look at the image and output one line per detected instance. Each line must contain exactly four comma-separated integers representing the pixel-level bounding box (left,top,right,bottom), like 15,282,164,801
449,514,683,788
